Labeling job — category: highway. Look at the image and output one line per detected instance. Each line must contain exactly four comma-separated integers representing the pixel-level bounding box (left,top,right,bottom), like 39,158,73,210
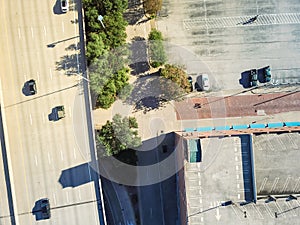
0,0,104,224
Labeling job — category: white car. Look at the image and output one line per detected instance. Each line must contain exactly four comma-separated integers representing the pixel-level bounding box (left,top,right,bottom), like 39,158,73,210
61,0,69,13
197,74,210,91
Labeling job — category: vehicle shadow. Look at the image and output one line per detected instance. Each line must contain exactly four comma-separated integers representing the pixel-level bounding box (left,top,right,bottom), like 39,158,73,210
32,199,44,221
239,71,250,88
53,0,63,15
22,81,31,96
123,0,144,25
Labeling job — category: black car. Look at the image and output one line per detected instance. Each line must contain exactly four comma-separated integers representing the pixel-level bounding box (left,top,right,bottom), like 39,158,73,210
28,79,37,95
40,198,51,219
187,76,193,91
263,66,272,82
249,69,258,87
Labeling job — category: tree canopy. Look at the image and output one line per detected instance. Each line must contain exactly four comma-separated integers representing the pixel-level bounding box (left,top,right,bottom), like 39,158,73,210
97,114,142,156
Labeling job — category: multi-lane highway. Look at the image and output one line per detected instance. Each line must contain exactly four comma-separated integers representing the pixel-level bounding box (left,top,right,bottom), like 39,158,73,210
0,0,105,224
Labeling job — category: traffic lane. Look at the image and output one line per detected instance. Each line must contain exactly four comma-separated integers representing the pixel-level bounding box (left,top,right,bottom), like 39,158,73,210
0,0,100,223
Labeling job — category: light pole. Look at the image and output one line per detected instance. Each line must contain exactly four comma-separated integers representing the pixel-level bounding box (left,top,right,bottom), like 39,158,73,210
97,15,105,29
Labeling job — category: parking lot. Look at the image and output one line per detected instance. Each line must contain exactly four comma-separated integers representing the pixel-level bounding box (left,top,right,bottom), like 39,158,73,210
157,0,300,90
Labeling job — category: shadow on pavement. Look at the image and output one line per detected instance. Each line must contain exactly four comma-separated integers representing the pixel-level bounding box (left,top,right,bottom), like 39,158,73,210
0,107,16,225
58,163,97,188
129,37,150,75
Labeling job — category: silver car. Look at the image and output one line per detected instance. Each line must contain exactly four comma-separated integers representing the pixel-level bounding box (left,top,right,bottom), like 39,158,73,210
197,74,210,91
60,0,69,13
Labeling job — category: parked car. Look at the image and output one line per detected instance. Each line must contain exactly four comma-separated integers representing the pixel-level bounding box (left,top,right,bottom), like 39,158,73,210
28,79,37,95
187,76,193,91
40,198,51,219
60,0,69,13
249,69,258,87
263,66,272,82
200,74,210,91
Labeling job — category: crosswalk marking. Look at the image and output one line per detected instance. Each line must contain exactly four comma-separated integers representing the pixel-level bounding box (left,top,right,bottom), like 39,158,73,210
183,13,300,29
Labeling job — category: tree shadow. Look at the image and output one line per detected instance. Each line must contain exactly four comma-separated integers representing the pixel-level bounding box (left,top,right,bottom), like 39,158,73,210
129,37,150,75
56,43,82,75
124,72,184,113
124,0,145,25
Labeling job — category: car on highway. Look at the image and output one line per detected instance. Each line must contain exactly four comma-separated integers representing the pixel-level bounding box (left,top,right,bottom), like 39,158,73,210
249,69,258,87
60,0,69,13
197,74,210,91
263,66,272,82
54,105,65,120
40,198,51,219
28,79,37,95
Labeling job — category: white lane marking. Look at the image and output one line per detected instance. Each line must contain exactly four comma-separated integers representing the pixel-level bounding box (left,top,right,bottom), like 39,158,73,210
34,155,38,166
24,74,27,81
18,26,21,39
49,68,53,80
29,114,32,125
37,71,40,82
43,25,47,37
42,112,45,123
78,189,81,201
73,147,76,159
47,152,51,164
53,193,57,205
60,149,64,160
62,21,64,33
31,26,34,38
69,106,72,117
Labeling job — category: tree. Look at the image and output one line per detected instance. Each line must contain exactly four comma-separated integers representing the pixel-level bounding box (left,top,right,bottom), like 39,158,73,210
144,0,162,15
148,29,167,68
159,64,191,99
97,114,142,156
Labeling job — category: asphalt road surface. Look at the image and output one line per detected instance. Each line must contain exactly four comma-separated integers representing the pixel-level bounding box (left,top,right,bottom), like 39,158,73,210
0,0,103,224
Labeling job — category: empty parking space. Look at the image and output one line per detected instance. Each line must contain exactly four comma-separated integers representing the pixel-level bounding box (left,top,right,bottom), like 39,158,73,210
157,0,300,90
253,133,300,196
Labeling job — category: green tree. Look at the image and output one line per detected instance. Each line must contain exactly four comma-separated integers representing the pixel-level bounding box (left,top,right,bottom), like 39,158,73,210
159,64,191,99
97,114,142,156
148,29,167,67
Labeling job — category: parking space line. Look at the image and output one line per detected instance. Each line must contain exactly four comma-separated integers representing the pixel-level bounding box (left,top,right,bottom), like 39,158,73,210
29,114,32,125
231,205,242,220
270,177,279,193
252,204,264,219
281,176,291,193
264,204,275,218
259,177,268,193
